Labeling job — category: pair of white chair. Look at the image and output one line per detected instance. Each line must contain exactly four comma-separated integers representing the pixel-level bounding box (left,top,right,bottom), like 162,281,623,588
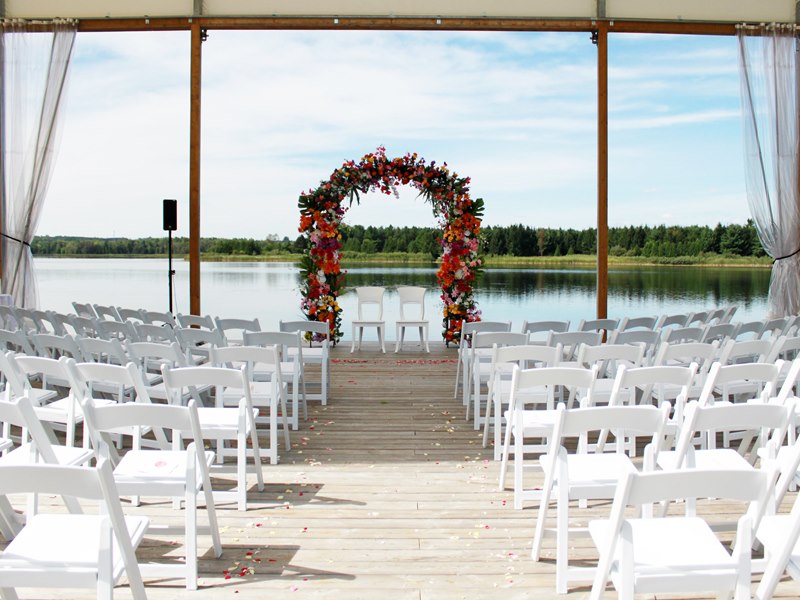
350,286,430,353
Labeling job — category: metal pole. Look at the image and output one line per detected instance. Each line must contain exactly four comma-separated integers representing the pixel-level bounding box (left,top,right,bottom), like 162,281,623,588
168,229,174,313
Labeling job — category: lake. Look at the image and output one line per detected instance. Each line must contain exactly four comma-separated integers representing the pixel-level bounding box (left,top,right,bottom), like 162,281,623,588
34,258,773,341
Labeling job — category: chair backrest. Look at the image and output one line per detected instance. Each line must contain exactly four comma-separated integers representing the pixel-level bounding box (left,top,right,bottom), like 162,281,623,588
520,320,570,344
576,343,645,379
607,363,698,415
396,286,426,320
509,364,598,413
69,360,153,406
213,317,262,344
30,332,82,359
241,330,302,360
140,310,177,328
125,340,189,377
0,394,68,467
733,319,766,340
13,308,41,334
69,314,104,338
704,307,727,325
0,306,20,331
701,322,738,344
577,318,619,334
686,310,710,327
92,304,122,322
546,330,603,362
161,365,253,414
176,313,215,330
76,336,129,365
493,344,562,370
134,322,178,345
472,331,529,350
662,326,705,344
208,345,283,386
354,287,385,320
717,337,774,365
116,307,146,324
698,360,782,405
0,327,35,355
96,318,138,342
35,309,65,335
617,315,658,331
175,327,226,363
71,301,98,319
11,353,73,391
655,312,690,330
280,319,331,345
609,329,661,362
674,400,791,463
549,401,670,455
762,317,789,339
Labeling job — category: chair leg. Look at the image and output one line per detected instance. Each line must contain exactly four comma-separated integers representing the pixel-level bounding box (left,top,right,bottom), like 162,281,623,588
185,484,198,590
237,431,247,511
321,358,329,405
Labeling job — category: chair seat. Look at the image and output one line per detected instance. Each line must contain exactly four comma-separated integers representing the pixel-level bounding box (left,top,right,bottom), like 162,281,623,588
657,449,752,471
0,513,149,577
196,407,259,434
113,449,215,493
558,453,637,492
589,517,739,591
44,396,116,419
0,443,93,467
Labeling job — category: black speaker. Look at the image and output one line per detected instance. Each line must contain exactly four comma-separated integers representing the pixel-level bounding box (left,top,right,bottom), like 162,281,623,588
163,199,177,231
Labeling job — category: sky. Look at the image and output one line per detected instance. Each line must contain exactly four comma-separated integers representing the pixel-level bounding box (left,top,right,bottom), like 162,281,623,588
38,29,747,240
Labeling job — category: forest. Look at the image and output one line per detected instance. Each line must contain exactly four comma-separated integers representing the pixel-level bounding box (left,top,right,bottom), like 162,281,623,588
31,221,765,259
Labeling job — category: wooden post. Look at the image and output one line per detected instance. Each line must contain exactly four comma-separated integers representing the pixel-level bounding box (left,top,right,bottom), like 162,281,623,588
189,21,202,315
596,21,609,319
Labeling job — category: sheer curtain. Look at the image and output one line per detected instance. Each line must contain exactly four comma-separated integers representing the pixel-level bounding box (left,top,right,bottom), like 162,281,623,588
0,19,76,307
737,24,800,317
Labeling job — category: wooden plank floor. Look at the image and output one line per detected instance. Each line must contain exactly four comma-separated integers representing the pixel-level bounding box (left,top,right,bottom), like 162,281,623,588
8,342,800,599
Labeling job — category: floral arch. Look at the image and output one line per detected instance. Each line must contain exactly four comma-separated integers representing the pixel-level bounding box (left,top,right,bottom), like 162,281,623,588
298,147,484,345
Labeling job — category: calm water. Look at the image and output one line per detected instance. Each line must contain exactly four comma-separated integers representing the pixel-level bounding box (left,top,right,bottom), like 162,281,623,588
34,258,772,341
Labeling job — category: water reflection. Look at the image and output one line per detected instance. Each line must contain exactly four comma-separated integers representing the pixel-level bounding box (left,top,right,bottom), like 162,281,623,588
34,258,772,341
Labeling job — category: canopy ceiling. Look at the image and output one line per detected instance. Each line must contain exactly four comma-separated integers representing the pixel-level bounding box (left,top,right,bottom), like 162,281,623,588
5,0,798,25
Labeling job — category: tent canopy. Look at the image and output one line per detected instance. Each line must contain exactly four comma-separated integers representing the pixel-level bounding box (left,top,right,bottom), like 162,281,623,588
5,0,797,25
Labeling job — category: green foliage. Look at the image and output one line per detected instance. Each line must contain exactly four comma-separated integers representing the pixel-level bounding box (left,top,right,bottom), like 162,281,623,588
31,220,769,260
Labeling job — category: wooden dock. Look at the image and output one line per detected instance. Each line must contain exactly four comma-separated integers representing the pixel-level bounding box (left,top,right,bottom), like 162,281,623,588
8,342,800,599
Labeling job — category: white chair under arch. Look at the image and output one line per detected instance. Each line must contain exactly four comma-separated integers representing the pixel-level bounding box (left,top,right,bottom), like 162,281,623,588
350,286,386,353
394,285,430,352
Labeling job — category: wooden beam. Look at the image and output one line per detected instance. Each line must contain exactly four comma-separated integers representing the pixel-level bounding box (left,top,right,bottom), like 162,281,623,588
74,16,742,35
596,21,608,320
189,21,202,315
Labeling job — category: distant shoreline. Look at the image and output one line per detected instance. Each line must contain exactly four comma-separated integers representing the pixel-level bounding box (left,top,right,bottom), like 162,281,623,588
34,252,774,268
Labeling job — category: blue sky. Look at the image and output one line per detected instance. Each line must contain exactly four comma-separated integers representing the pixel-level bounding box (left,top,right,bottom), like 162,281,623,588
40,29,746,240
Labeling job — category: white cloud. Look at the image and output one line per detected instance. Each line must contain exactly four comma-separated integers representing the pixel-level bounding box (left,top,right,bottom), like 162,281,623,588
38,29,751,240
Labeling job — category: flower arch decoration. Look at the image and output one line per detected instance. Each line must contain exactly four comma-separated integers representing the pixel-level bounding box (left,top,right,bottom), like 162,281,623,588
298,147,484,345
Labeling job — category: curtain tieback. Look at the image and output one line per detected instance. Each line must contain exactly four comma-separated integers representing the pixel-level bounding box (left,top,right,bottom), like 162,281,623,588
774,247,800,262
1,233,30,247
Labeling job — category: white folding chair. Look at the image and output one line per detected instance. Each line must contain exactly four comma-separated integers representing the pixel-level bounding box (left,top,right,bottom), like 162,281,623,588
279,319,331,405
0,460,148,600
350,286,387,353
468,331,528,428
241,330,306,429
394,285,430,352
214,316,261,346
499,364,599,511
481,343,562,458
81,398,222,590
453,320,511,402
209,344,291,462
161,364,265,510
576,343,646,407
616,315,658,331
589,468,771,600
531,402,670,593
176,312,215,330
520,319,569,345
174,326,226,365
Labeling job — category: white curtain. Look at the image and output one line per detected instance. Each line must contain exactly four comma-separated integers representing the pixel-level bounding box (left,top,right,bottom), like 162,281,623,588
0,19,76,307
737,24,800,317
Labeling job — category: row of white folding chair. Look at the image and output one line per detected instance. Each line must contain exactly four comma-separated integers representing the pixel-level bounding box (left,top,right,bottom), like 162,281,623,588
73,310,332,405
518,378,794,595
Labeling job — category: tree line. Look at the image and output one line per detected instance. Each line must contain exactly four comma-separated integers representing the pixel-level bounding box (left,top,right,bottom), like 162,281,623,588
31,220,766,258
